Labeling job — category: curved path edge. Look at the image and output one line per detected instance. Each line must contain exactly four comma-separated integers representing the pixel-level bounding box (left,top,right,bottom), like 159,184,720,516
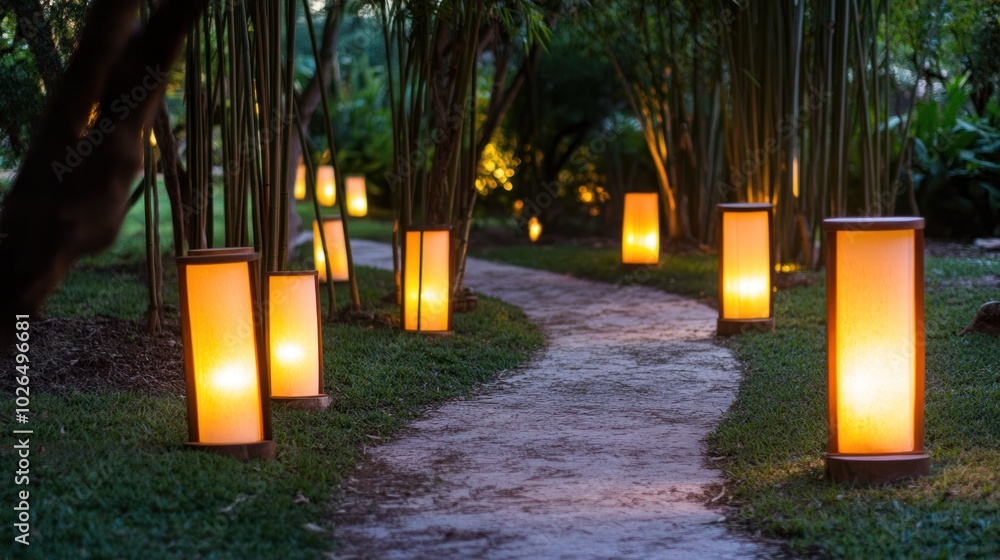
332,240,783,559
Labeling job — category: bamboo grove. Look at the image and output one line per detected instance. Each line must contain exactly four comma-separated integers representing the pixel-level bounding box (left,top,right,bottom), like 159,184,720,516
135,0,928,331
599,0,903,265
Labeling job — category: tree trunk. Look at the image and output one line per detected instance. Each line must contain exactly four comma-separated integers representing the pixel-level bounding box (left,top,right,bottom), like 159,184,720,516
0,0,206,344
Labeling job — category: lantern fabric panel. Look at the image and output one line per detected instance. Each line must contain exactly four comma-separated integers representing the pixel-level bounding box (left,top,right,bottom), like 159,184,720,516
622,193,659,265
345,175,368,217
317,165,336,206
314,218,349,283
267,273,322,398
294,164,307,200
833,228,917,454
720,208,771,320
180,259,264,444
403,229,452,333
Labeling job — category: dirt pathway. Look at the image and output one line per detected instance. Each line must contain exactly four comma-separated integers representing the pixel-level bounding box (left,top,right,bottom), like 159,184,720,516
333,240,781,559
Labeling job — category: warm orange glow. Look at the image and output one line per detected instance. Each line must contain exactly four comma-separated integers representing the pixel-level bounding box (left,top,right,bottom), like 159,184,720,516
622,193,659,264
316,165,336,206
181,261,263,444
313,218,348,283
404,229,451,332
528,217,542,242
833,228,917,454
294,164,307,200
721,209,771,319
345,175,368,217
267,273,321,398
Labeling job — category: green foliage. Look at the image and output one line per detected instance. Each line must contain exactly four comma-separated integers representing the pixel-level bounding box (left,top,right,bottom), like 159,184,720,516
3,265,542,558
0,1,91,166
712,256,1000,557
908,77,1000,238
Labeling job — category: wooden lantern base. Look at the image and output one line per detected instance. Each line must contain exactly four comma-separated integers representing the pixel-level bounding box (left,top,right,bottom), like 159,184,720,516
717,317,776,336
620,262,661,272
184,440,276,462
272,395,332,411
409,330,454,337
826,453,930,484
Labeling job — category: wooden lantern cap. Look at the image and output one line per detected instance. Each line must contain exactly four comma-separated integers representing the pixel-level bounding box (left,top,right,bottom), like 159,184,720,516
405,224,453,232
267,270,319,278
185,247,256,257
823,217,925,231
717,202,773,212
177,250,259,265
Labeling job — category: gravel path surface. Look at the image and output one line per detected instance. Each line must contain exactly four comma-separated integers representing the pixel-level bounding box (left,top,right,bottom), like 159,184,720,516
332,240,782,559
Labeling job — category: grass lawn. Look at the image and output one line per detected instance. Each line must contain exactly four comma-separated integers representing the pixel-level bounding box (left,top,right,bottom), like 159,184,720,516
475,241,1000,557
1,185,543,558
474,244,718,302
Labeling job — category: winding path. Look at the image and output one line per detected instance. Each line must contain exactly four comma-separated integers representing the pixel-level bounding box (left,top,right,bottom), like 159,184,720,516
334,240,780,559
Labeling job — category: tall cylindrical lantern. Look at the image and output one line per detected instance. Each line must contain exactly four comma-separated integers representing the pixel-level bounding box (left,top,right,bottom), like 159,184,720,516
313,217,349,283
824,217,929,483
316,165,336,206
294,163,308,201
345,175,368,217
717,203,775,335
265,271,330,410
403,227,453,334
622,192,659,265
177,250,275,461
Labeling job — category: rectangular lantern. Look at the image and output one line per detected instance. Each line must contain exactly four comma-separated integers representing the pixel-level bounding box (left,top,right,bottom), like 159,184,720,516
177,250,274,461
717,203,775,335
403,227,453,334
622,192,660,265
824,217,929,483
313,217,349,283
294,162,307,201
316,165,336,206
265,271,330,410
345,175,368,217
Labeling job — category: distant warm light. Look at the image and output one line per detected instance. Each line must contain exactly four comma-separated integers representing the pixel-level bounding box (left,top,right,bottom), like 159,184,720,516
791,157,800,199
345,175,368,217
528,217,542,242
294,163,308,200
622,193,659,265
313,218,349,282
317,165,336,206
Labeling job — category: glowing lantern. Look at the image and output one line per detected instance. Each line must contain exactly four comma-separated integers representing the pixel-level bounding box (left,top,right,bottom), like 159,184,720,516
265,271,329,410
622,193,659,265
176,250,274,461
316,165,336,206
403,227,453,334
717,203,775,335
528,217,542,243
313,217,349,283
294,162,308,201
345,175,368,217
824,217,929,483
